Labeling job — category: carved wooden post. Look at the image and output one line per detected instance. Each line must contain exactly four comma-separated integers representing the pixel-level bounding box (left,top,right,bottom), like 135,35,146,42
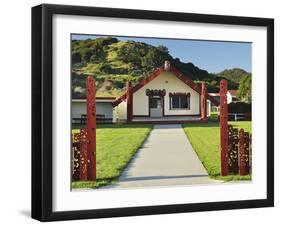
238,129,246,175
201,81,207,120
78,128,88,180
86,76,96,181
126,81,133,122
220,79,229,176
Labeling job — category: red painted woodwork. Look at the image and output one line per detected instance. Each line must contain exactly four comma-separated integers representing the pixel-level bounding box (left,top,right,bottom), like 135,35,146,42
86,76,96,181
201,82,207,120
112,62,219,107
169,66,201,93
220,79,229,176
78,128,88,180
169,92,190,97
72,133,80,181
238,129,246,175
249,133,252,174
146,89,166,97
170,66,219,106
112,66,164,107
126,81,133,122
228,125,239,174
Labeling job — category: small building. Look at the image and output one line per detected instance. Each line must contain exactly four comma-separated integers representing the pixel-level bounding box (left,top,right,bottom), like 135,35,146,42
209,89,238,112
72,97,115,124
228,90,238,103
112,61,218,123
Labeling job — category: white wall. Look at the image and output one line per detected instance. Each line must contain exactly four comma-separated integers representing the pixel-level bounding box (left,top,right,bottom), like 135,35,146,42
72,102,113,118
227,92,233,104
133,71,200,116
116,100,127,121
0,1,279,226
207,100,211,116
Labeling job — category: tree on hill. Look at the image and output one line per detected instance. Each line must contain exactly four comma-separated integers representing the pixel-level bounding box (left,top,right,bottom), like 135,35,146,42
141,48,171,73
216,68,251,84
237,75,251,103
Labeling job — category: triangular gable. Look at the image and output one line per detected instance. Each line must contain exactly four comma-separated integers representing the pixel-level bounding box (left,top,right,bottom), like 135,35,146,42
112,62,219,107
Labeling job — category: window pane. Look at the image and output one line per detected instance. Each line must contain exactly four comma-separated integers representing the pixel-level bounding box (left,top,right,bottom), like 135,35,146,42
180,96,187,108
172,96,180,108
150,98,158,108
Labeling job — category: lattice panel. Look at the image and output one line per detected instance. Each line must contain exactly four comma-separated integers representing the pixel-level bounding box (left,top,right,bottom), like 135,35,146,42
228,125,239,174
72,133,80,181
244,132,251,174
72,129,88,181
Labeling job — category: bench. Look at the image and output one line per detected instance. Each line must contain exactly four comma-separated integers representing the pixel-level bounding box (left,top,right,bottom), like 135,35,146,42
72,114,112,124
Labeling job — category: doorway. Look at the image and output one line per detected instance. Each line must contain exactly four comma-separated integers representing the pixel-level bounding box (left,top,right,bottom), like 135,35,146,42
150,97,163,118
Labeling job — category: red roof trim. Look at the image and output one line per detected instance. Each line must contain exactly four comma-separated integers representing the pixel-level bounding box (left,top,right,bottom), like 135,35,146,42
169,66,201,93
170,66,219,106
112,63,220,107
112,66,164,107
132,66,165,93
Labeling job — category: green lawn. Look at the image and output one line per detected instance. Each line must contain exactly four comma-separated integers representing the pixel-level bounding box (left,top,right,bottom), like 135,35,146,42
182,121,252,181
72,124,152,188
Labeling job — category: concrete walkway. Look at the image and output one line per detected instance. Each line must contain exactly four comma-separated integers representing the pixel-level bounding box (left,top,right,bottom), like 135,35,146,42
106,124,219,189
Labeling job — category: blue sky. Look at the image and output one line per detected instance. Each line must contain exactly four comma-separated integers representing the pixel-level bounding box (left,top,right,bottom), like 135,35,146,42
72,34,252,73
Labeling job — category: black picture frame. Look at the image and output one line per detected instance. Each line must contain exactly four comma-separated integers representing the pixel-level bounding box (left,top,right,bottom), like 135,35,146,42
32,3,274,222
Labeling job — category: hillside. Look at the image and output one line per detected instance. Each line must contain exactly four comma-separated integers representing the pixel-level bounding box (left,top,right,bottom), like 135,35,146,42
71,37,246,98
216,68,251,84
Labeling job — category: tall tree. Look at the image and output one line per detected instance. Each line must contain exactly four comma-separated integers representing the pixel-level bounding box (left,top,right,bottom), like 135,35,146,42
237,75,251,103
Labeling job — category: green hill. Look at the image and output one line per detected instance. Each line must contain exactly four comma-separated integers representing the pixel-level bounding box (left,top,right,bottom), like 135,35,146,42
216,68,251,84
71,37,247,98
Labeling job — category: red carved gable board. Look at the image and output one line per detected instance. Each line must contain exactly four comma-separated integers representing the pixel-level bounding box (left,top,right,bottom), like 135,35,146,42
112,62,219,107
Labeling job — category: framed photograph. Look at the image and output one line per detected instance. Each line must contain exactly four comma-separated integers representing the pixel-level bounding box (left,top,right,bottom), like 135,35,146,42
32,4,274,221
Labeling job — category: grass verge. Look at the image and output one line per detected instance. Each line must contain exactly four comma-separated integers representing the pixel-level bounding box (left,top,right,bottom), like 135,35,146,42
182,121,252,182
72,124,152,189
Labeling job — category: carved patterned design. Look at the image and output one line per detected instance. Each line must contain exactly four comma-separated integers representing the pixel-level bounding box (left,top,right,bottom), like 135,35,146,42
126,81,133,122
228,125,239,174
225,126,252,176
169,92,190,97
112,62,220,107
72,129,88,181
112,66,165,107
146,89,166,97
220,79,229,176
243,131,251,175
86,76,96,181
201,82,207,120
72,133,80,181
71,76,97,182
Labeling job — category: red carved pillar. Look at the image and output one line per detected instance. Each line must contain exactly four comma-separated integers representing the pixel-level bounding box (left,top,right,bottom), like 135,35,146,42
86,76,96,181
126,81,133,122
220,79,229,176
201,81,207,120
239,129,246,175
